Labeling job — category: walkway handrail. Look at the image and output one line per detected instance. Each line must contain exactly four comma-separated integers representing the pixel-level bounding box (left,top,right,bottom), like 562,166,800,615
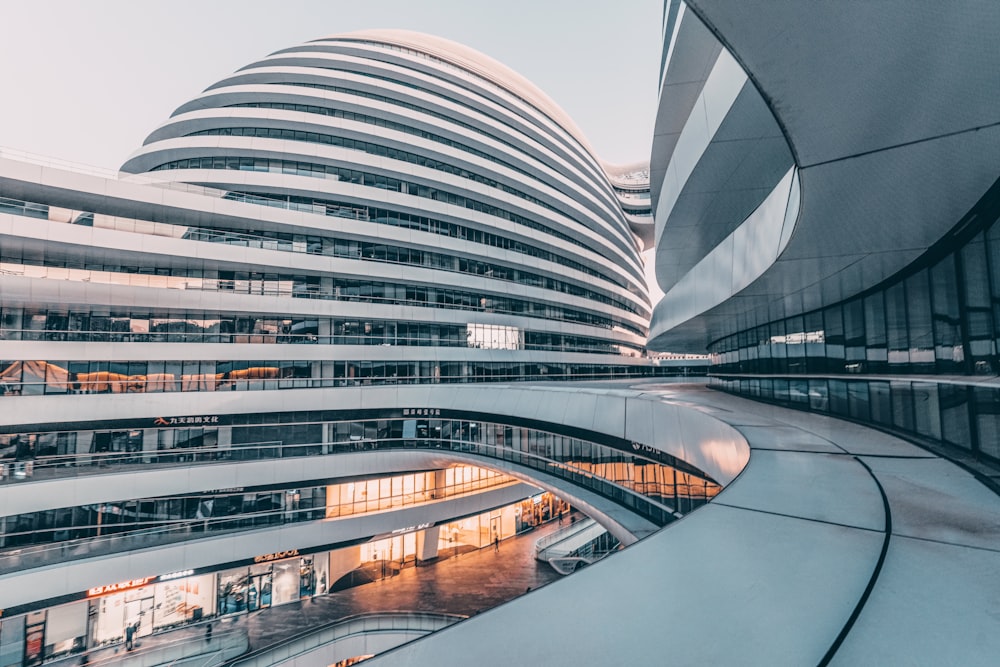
48,623,248,667
0,475,520,572
0,437,685,574
224,611,464,667
533,516,595,553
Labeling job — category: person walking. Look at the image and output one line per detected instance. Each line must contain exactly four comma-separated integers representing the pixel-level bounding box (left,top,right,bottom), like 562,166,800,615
493,533,500,553
124,623,135,651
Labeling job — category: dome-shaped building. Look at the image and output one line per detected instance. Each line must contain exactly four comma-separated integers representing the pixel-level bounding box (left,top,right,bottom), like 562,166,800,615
117,30,653,377
0,30,717,667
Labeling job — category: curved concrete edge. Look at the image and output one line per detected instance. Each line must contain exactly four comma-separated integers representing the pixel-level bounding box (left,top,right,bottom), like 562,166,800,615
650,1,724,213
0,381,750,613
0,382,751,486
649,1,1000,352
362,380,1000,666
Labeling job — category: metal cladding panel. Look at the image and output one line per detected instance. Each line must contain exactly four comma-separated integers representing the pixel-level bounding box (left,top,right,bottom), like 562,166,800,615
623,395,655,445
688,1,1000,167
649,0,1000,351
650,122,1000,351
650,4,724,210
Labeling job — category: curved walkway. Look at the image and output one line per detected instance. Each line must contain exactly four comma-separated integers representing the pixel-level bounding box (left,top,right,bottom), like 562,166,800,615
368,380,1000,666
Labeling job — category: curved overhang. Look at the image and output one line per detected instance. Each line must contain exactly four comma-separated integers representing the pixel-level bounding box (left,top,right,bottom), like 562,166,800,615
687,1,1000,169
0,384,749,488
649,1,1000,352
649,167,798,351
652,45,793,293
0,382,747,614
625,215,654,249
606,161,654,247
649,2,722,215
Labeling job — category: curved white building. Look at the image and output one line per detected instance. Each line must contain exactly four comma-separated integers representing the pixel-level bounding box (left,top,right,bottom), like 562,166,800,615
119,29,653,371
4,11,1000,667
0,30,713,667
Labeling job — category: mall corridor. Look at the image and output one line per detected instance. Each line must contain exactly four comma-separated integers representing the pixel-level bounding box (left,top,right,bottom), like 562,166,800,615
50,516,571,666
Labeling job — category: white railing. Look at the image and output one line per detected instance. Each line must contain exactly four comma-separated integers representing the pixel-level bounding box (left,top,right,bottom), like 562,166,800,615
44,623,247,667
227,611,462,667
535,517,606,561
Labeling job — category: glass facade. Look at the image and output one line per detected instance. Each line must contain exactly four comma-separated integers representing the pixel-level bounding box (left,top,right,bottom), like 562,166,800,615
0,358,676,398
0,309,643,356
0,466,516,553
0,194,633,290
153,156,612,256
4,194,635,314
709,226,1000,376
709,184,1000,464
0,261,642,334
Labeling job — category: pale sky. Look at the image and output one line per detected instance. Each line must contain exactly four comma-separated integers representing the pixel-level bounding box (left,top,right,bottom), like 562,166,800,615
0,0,662,170
0,0,665,302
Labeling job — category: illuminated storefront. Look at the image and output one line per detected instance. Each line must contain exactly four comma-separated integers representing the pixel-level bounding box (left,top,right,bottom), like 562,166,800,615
216,552,328,615
325,466,512,518
1,488,570,663
516,493,570,532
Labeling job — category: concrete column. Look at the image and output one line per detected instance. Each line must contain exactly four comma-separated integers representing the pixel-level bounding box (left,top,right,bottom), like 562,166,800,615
327,545,362,589
417,525,441,561
217,426,232,452
141,429,157,463
430,469,448,499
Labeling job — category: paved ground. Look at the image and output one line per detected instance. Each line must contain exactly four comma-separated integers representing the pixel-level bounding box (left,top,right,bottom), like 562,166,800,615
62,516,569,665
245,517,566,650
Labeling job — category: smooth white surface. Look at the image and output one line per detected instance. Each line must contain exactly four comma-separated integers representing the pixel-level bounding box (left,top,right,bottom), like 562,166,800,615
859,456,1000,550
830,536,1000,667
365,381,1000,665
713,449,885,531
372,503,884,666
649,167,796,345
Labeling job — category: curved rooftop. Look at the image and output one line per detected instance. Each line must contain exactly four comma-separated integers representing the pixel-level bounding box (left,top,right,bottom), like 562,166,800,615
322,29,598,156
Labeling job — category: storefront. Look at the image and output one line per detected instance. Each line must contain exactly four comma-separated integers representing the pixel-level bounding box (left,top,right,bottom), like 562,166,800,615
515,492,569,532
83,572,215,648
3,492,564,664
215,552,329,618
152,573,215,630
360,532,419,577
436,504,518,555
19,603,89,667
